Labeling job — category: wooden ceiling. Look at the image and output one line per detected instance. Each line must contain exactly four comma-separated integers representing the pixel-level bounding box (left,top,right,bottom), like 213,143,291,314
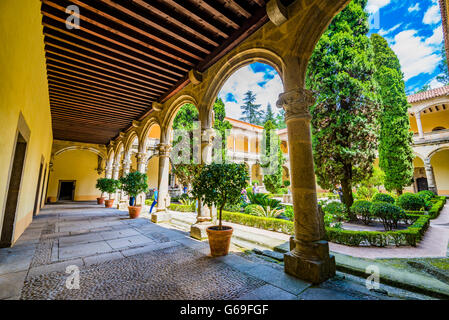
40,0,269,144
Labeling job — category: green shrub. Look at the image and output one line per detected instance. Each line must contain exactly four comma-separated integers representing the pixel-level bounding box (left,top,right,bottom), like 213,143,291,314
249,204,285,218
351,200,373,225
428,197,446,219
397,193,426,211
283,180,290,187
223,202,242,213
168,203,196,212
355,186,378,201
322,201,347,221
372,193,395,204
284,205,294,221
370,201,405,231
222,211,294,234
417,190,435,201
244,204,259,215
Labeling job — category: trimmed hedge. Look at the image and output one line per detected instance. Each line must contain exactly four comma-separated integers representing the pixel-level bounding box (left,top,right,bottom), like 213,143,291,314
326,214,431,247
428,196,447,219
221,210,433,248
222,210,294,234
168,203,196,212
372,193,395,204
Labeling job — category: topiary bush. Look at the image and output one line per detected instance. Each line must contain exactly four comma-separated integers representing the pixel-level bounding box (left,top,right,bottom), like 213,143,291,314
417,190,435,201
371,201,406,231
372,193,395,204
351,200,373,225
322,201,347,222
396,193,426,211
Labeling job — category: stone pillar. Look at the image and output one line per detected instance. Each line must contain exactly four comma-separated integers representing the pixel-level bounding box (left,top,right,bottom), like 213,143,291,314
111,162,121,202
277,87,335,284
424,158,438,195
105,163,113,179
190,127,216,240
151,143,172,223
136,152,148,206
117,154,131,208
415,112,424,139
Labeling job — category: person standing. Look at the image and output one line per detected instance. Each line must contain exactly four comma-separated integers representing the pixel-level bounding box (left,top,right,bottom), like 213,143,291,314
150,188,158,213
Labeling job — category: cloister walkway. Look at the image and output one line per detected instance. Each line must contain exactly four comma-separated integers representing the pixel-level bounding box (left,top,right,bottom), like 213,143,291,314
0,202,426,300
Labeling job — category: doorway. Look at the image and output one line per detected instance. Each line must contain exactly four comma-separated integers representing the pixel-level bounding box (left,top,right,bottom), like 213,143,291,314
33,161,44,216
58,181,75,201
1,133,28,247
416,177,428,192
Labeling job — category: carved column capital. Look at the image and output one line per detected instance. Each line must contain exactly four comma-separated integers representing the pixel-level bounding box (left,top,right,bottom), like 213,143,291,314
157,143,172,157
276,88,316,121
201,127,216,144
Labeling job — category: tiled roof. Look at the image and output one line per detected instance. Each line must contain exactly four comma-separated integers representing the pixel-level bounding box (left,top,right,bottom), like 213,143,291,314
407,86,449,104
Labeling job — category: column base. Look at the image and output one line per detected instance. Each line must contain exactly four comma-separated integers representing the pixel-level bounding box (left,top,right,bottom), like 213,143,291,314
151,211,171,223
284,239,336,284
190,222,213,240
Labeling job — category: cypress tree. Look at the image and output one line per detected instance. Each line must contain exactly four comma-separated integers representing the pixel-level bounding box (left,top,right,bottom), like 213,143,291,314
306,0,381,217
371,33,414,195
240,90,263,125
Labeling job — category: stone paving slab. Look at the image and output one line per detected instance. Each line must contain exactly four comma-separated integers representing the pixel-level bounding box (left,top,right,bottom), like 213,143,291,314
121,241,182,257
83,252,125,266
59,233,104,247
100,228,141,241
58,241,113,260
106,235,155,250
27,258,84,278
0,248,36,275
0,271,27,299
237,284,297,300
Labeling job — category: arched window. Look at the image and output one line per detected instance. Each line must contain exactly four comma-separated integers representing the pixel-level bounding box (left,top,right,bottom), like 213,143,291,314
432,126,446,132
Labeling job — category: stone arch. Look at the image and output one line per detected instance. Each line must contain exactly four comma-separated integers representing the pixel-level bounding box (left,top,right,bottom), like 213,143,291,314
54,146,106,161
428,145,449,160
114,141,124,164
161,94,199,136
140,117,161,153
202,48,286,118
124,130,140,155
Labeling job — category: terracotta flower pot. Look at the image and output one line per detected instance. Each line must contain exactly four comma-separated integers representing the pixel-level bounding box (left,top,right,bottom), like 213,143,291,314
97,197,105,205
128,206,142,219
206,226,233,257
105,199,114,208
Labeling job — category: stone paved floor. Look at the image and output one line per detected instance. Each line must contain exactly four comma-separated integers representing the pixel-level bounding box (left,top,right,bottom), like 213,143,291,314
0,202,431,300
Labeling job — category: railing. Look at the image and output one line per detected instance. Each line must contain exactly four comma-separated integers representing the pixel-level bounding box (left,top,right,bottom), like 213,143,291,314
413,128,449,145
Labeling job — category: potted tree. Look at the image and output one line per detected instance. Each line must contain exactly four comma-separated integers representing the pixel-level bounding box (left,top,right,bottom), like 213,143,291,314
192,163,248,257
95,178,108,204
120,171,149,219
102,178,121,208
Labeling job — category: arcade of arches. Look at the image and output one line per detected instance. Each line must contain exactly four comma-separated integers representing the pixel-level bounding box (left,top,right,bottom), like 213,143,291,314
1,0,380,284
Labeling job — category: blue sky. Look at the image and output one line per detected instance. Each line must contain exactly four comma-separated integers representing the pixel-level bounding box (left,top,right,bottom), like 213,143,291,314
219,0,445,119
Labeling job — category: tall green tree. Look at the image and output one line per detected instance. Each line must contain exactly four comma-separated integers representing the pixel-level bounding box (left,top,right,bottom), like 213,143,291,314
213,98,232,162
437,43,449,85
264,103,275,123
240,90,264,125
261,120,285,193
306,0,380,218
371,33,414,195
275,109,287,129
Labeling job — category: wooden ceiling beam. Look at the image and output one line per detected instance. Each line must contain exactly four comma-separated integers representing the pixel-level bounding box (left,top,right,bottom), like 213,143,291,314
48,76,150,104
46,50,169,93
51,114,130,128
42,0,199,66
46,65,158,98
41,11,190,73
50,107,133,124
44,31,179,83
216,0,252,18
48,83,149,109
184,0,241,28
42,22,184,79
95,0,212,54
50,100,140,119
128,0,220,47
49,89,147,113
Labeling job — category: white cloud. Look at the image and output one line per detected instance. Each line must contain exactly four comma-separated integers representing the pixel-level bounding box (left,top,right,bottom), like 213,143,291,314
366,0,391,13
429,75,445,89
390,29,441,81
378,23,402,36
408,3,420,13
425,25,443,45
423,2,441,25
217,65,283,120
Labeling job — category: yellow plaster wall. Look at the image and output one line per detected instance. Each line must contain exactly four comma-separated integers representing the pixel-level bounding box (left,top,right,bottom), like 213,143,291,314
432,150,449,195
410,109,449,133
47,150,103,201
0,0,53,242
146,156,159,189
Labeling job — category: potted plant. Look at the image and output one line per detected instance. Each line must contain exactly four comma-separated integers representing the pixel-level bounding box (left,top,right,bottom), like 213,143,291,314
102,178,121,208
192,163,248,257
95,178,108,204
120,171,149,219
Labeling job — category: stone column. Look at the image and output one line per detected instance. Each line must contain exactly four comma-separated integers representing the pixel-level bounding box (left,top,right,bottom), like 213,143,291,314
111,162,121,203
277,87,335,284
190,127,216,240
105,163,113,179
415,112,424,139
136,152,148,206
151,143,172,223
424,158,438,195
